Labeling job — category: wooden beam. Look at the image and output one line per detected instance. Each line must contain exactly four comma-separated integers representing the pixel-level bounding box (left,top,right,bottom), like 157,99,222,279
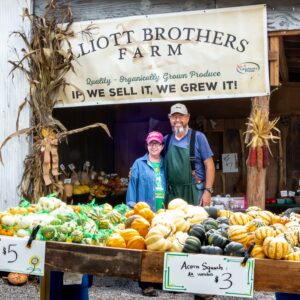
45,241,142,279
269,36,280,87
268,30,300,37
279,36,289,83
268,51,279,61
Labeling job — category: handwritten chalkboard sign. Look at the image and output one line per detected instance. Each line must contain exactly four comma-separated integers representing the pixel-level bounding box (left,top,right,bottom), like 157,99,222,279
163,253,254,298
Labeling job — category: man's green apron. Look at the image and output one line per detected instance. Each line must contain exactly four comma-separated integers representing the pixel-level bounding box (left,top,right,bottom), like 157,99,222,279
165,140,200,205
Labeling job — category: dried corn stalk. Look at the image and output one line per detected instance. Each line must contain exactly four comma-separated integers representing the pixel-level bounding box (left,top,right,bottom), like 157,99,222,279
0,0,110,201
245,109,280,170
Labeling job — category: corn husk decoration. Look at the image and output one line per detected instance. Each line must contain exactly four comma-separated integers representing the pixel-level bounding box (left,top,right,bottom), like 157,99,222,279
0,1,111,201
245,109,280,171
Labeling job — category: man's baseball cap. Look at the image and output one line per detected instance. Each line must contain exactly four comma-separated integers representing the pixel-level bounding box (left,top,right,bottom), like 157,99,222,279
169,103,189,115
146,131,164,144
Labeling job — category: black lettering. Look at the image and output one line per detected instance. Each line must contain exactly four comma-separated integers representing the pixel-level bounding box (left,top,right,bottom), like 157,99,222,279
168,27,181,40
236,39,249,52
155,27,166,40
196,29,211,42
182,27,196,40
118,48,127,60
143,28,153,41
223,34,237,50
212,31,224,46
206,82,218,90
150,46,161,57
133,47,144,58
96,36,109,49
77,43,90,58
109,32,122,46
168,44,182,56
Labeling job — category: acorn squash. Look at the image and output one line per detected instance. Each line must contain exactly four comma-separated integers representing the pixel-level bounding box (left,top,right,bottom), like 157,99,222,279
200,245,223,255
224,241,246,257
182,236,201,253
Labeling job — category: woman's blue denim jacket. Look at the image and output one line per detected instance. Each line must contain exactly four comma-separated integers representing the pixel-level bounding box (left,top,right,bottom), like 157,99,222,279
126,153,166,212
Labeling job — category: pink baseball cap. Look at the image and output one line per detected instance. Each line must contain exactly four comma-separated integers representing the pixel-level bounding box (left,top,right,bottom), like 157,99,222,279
146,131,164,144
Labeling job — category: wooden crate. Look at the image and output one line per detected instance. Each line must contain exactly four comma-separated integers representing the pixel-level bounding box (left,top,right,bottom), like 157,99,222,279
43,242,300,296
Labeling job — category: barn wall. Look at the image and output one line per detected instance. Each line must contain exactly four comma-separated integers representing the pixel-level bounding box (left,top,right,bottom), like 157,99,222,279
0,0,31,210
34,0,300,31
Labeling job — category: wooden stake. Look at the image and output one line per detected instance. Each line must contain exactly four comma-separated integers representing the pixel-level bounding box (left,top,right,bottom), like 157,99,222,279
246,96,270,209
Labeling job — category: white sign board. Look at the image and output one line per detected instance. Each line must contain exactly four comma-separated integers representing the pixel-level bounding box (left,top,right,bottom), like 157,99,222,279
56,4,269,107
163,253,254,298
0,236,46,276
222,153,239,173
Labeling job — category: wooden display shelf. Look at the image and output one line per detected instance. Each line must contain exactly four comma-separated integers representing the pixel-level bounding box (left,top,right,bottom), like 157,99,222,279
40,241,300,299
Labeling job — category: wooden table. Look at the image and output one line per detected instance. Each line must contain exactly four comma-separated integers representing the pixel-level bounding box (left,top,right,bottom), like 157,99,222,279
40,241,300,299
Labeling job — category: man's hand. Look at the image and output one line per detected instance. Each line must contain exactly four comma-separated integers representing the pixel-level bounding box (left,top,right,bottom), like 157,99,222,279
200,190,211,207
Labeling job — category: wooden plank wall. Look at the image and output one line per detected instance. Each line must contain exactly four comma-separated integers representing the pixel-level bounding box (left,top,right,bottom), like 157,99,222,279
34,0,300,31
0,0,31,210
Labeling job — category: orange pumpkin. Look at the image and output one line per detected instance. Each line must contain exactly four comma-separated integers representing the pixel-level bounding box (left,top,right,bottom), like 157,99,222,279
105,233,126,248
119,228,140,243
0,227,15,236
127,236,146,249
126,215,150,237
8,207,27,215
138,208,155,222
125,210,135,218
7,273,28,286
133,202,151,214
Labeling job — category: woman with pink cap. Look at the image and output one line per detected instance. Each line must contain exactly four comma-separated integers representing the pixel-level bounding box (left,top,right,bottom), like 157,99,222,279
126,131,166,213
126,131,166,296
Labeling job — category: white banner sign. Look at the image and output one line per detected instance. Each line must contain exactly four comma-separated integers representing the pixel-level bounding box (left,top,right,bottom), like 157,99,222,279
57,4,269,107
163,253,255,298
0,236,45,276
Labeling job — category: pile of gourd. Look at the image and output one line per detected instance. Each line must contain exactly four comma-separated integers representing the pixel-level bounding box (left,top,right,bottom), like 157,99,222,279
0,196,131,245
227,207,300,260
1,196,299,261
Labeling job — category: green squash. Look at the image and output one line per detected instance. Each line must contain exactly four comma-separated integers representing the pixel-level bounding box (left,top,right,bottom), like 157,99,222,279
217,223,229,238
71,229,84,243
183,236,201,253
204,206,219,219
189,224,206,242
224,241,246,257
40,225,56,240
216,217,229,224
200,245,223,255
207,232,229,249
202,218,219,232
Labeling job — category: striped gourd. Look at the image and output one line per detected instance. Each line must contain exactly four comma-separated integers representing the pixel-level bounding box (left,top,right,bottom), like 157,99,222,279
254,226,276,245
229,212,250,226
228,225,248,244
263,236,291,260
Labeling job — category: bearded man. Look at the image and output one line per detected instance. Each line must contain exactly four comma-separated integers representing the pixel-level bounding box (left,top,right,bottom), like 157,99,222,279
164,103,215,207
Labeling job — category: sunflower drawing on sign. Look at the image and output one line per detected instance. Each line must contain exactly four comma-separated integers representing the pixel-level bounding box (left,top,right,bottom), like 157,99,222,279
26,255,41,274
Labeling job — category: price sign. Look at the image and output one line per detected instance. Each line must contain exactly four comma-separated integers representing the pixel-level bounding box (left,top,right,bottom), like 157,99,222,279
0,236,46,276
163,253,254,298
222,153,239,173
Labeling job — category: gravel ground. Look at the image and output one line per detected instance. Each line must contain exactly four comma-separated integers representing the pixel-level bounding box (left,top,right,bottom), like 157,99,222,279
0,275,275,300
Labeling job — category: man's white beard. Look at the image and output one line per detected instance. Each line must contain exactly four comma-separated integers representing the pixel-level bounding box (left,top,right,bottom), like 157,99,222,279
173,126,188,136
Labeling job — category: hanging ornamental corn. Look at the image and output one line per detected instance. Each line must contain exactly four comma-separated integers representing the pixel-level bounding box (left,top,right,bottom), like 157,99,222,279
245,109,280,169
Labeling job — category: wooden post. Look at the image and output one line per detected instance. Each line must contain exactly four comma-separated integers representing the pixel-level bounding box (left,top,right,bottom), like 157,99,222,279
246,96,270,209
